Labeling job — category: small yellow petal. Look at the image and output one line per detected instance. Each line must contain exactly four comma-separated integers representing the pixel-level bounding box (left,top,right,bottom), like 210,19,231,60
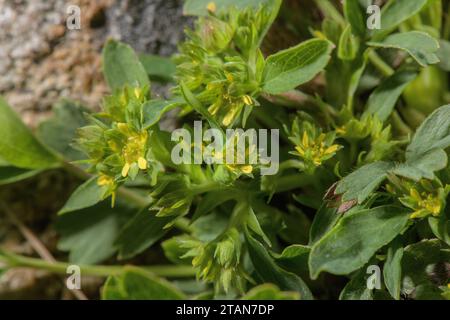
207,1,216,12
97,176,107,186
241,165,253,174
313,157,322,166
222,112,234,126
429,202,441,215
242,95,253,106
295,146,305,156
121,163,130,177
117,122,128,131
134,87,141,99
302,131,309,147
336,127,346,135
138,157,147,170
324,145,340,155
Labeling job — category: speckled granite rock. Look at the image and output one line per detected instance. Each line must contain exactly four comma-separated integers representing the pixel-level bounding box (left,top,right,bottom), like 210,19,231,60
0,0,189,127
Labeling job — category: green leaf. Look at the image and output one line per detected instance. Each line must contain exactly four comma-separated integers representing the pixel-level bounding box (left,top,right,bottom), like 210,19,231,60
309,204,340,246
406,104,450,160
138,54,176,82
383,239,403,300
192,210,229,242
180,81,224,131
115,209,175,260
401,239,450,299
245,230,313,300
0,164,42,185
101,276,126,299
56,202,134,264
279,204,311,245
272,245,310,277
102,267,186,300
37,100,87,161
428,206,450,246
338,25,359,61
142,99,181,129
391,148,448,181
262,39,334,94
183,0,274,16
0,97,60,169
367,31,440,67
246,204,271,246
365,70,417,121
343,0,366,37
192,191,236,221
161,236,192,265
345,53,368,109
102,39,149,91
58,177,107,215
241,284,300,300
372,0,428,36
336,161,394,203
309,206,410,279
339,267,373,300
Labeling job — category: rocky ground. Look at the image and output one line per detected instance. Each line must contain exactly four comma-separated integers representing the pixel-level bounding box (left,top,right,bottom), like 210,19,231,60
0,0,189,126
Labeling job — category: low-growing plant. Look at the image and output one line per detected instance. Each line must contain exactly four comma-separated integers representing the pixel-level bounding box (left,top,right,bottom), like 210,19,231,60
1,0,450,300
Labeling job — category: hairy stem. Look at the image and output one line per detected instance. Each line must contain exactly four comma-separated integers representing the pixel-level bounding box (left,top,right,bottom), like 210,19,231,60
0,250,196,278
274,173,314,193
368,50,395,77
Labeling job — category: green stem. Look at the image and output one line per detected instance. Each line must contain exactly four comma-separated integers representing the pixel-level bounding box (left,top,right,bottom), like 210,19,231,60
0,251,196,278
444,91,450,104
314,0,346,26
444,7,450,40
261,91,338,118
368,50,395,77
253,109,290,144
190,181,225,195
349,140,358,164
273,173,314,193
391,110,412,137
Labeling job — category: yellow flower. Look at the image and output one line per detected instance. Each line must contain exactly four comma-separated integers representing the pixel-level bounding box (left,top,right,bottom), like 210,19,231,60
138,157,148,170
291,125,341,170
335,126,346,135
97,174,114,187
117,123,148,178
121,163,130,177
242,95,253,106
409,190,442,219
207,2,216,13
390,179,448,219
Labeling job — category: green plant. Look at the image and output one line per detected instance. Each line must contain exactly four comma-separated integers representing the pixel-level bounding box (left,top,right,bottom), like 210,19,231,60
0,0,449,300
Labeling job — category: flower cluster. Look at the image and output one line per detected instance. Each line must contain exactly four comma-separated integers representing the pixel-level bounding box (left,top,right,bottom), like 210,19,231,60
211,132,259,184
75,85,160,203
288,116,341,173
180,228,246,293
386,178,449,219
173,5,277,126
